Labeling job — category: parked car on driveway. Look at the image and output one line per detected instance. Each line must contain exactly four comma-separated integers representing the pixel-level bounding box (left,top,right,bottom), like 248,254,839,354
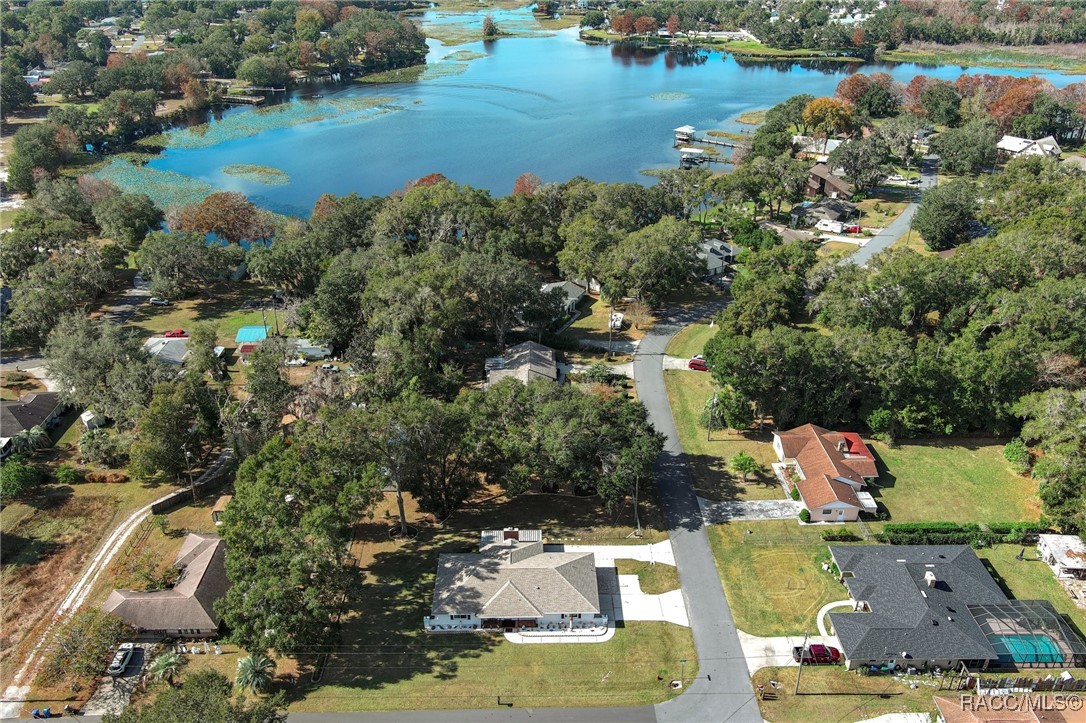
688,358,708,372
319,363,340,373
163,329,187,338
792,644,841,665
149,297,170,306
285,358,308,367
107,643,134,676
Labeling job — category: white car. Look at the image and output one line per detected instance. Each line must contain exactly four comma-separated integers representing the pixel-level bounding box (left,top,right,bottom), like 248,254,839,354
285,358,308,367
149,297,170,306
319,363,340,373
107,643,134,676
886,174,905,183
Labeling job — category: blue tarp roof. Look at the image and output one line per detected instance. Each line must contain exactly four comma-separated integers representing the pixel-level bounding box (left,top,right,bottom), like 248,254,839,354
235,325,268,344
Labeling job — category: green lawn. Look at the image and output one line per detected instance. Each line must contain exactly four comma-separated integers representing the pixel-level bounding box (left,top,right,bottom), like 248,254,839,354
979,545,1086,638
816,241,859,259
708,520,860,637
615,560,680,595
126,281,278,348
566,295,649,348
752,666,938,722
283,490,695,712
869,439,1040,524
662,370,783,501
665,320,716,360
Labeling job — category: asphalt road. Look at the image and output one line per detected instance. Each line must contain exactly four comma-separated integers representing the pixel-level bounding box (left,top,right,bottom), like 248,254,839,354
637,300,762,723
0,297,757,723
847,154,938,268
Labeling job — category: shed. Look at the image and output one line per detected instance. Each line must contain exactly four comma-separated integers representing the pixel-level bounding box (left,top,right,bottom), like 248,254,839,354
80,410,105,430
234,325,268,345
211,495,232,525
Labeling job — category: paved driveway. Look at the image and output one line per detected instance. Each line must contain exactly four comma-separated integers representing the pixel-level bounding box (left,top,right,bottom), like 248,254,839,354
84,646,145,717
699,498,803,524
735,631,839,676
847,155,937,268
597,569,689,627
550,541,676,567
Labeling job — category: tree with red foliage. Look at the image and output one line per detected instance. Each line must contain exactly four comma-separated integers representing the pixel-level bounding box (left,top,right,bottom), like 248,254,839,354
311,193,339,220
339,5,360,23
512,172,542,196
851,27,866,47
666,14,680,36
634,16,658,36
410,173,449,190
170,192,271,244
611,12,636,37
903,75,936,115
106,53,127,69
301,0,338,26
989,77,1047,130
836,74,872,104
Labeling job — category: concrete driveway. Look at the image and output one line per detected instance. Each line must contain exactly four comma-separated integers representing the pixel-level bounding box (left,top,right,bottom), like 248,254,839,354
595,569,690,627
735,631,839,676
84,646,145,717
699,497,803,524
550,541,676,567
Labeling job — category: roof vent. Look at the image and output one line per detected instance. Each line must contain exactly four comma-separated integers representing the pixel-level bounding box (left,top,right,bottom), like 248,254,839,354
924,571,937,588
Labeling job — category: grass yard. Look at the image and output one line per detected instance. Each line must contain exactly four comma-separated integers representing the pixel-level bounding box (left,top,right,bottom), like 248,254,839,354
0,370,48,400
125,280,278,349
664,319,717,360
615,560,680,595
978,545,1086,638
282,489,694,712
855,195,910,229
816,241,859,259
752,666,938,722
662,370,783,501
891,226,936,255
708,520,859,637
566,295,651,347
868,439,1040,524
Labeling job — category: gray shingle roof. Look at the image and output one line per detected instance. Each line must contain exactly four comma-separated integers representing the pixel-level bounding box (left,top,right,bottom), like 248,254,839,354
103,533,229,632
1,392,63,437
486,341,558,386
432,536,600,618
828,545,1009,663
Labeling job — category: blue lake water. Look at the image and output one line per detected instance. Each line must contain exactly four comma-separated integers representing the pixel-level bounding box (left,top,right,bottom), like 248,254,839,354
140,10,1086,216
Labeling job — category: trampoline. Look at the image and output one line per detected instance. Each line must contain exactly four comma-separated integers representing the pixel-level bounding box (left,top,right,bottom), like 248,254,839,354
990,634,1063,665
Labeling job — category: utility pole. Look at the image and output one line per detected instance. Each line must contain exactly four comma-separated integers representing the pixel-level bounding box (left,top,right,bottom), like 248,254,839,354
680,658,687,686
184,448,197,503
794,630,809,696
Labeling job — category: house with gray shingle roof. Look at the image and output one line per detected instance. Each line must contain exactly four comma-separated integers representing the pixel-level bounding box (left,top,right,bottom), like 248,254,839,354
102,533,229,638
425,529,606,633
485,341,559,388
828,545,1086,672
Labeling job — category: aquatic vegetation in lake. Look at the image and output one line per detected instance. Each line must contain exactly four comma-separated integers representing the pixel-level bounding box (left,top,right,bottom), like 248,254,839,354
164,97,398,149
421,62,470,80
356,66,427,84
650,92,690,101
95,159,217,211
222,164,291,185
446,50,487,61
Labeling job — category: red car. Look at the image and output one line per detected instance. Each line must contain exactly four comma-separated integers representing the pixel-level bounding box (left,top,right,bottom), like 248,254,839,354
792,644,841,665
163,329,188,338
688,358,708,372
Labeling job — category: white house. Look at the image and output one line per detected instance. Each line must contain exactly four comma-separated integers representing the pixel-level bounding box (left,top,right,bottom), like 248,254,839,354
1038,534,1086,580
772,424,879,522
996,134,1062,160
698,239,738,278
425,529,606,634
541,280,586,316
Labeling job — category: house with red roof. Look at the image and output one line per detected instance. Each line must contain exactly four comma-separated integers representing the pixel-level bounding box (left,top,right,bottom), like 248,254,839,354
772,424,879,522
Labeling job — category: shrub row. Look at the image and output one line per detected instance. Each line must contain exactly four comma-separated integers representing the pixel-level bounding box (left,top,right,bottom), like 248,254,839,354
876,521,1047,547
821,530,863,542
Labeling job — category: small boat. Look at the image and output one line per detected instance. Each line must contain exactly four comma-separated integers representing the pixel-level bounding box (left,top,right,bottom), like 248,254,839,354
311,94,324,99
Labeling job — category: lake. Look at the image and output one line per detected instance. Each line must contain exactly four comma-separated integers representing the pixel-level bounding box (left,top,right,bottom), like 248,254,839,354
119,8,1086,216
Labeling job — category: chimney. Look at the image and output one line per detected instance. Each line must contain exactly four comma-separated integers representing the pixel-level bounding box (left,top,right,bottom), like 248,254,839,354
924,571,937,588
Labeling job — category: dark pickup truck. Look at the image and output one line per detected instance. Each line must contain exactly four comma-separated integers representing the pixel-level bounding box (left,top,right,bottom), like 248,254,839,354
792,644,841,665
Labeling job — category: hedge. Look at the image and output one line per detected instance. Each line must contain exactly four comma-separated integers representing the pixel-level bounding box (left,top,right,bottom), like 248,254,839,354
876,521,1048,546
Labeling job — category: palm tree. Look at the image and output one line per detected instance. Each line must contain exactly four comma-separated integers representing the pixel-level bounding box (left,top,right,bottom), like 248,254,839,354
236,654,276,694
147,652,183,686
19,426,51,452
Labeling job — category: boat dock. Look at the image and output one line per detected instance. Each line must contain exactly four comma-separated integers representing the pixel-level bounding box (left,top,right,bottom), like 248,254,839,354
222,94,265,105
674,125,746,167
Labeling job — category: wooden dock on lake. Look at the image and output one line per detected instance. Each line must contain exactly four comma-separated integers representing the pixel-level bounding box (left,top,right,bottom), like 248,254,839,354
223,94,266,105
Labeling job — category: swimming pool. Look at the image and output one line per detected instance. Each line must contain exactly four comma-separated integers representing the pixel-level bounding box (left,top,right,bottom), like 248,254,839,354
990,634,1063,664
